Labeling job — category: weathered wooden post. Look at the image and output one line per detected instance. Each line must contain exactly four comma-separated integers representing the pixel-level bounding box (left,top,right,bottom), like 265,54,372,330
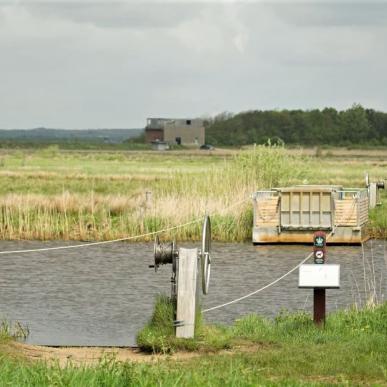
313,231,326,325
145,191,152,209
299,231,340,326
149,216,211,338
369,183,378,209
175,248,198,338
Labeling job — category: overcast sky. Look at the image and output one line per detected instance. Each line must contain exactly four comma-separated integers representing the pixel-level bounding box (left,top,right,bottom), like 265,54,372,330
0,1,386,129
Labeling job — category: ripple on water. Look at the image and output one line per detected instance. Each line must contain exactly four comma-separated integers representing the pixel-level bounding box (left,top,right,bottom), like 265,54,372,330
0,240,385,346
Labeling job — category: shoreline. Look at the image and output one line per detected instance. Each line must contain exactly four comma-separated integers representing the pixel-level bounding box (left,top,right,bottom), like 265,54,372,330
2,341,242,368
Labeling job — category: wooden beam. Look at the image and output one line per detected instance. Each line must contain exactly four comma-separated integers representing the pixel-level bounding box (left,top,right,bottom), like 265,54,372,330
176,248,198,339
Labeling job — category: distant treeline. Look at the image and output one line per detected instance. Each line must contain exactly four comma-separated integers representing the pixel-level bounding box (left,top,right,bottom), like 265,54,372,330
205,105,387,146
0,127,145,150
0,128,142,143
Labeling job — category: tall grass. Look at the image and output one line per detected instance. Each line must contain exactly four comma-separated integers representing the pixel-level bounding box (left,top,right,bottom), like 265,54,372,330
0,304,385,385
0,145,309,241
136,295,205,353
0,320,29,341
368,192,387,239
136,295,176,353
137,299,387,354
159,143,309,198
232,302,387,345
0,146,385,241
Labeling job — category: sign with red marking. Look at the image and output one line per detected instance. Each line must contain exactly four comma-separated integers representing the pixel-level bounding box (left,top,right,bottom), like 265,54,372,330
313,231,326,264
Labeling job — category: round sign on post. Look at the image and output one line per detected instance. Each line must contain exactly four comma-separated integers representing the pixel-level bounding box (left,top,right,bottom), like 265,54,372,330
313,231,326,264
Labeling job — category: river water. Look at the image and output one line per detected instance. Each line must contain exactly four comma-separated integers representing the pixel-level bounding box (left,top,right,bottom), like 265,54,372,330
0,240,385,346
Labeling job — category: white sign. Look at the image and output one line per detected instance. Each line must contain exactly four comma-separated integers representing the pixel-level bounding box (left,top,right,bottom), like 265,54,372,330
298,264,340,289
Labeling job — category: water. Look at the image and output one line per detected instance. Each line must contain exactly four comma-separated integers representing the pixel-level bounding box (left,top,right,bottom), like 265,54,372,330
0,240,385,346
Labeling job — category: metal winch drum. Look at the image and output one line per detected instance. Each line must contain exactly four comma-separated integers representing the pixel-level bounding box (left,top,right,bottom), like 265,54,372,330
365,172,385,190
149,216,211,297
149,215,212,296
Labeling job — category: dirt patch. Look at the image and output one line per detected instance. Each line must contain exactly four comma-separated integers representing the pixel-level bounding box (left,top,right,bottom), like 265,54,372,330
2,342,264,368
11,343,194,367
4,342,216,367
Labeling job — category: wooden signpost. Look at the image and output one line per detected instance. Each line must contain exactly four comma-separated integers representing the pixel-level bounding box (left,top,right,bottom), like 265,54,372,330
313,231,326,325
299,231,340,326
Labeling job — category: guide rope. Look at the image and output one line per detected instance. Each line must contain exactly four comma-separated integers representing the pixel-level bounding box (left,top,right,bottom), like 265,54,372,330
203,230,335,313
0,196,251,256
0,219,201,255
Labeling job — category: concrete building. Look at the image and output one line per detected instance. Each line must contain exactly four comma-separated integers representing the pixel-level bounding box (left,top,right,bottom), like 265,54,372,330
145,118,205,146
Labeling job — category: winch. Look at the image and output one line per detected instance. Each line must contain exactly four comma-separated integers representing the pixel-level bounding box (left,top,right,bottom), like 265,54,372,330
149,215,211,338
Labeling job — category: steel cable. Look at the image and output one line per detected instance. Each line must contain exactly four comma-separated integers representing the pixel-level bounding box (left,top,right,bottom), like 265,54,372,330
203,230,335,313
0,196,251,256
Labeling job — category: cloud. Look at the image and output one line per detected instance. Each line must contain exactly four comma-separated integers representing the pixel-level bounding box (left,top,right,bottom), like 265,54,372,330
168,4,249,55
0,1,386,128
269,2,387,27
6,2,202,30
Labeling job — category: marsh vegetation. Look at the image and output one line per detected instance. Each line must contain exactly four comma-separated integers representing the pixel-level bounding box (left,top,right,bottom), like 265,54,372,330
0,145,385,241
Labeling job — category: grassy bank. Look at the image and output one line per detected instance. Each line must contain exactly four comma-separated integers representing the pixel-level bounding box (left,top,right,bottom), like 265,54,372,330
0,303,386,385
0,146,385,241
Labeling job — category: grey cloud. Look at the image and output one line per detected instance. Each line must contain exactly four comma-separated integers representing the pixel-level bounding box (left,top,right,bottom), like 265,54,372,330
0,2,387,128
19,2,202,29
269,2,387,27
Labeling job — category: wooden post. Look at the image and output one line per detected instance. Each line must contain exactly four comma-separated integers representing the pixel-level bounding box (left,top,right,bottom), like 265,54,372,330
145,191,152,209
369,183,377,209
313,288,326,326
176,248,198,338
313,231,326,326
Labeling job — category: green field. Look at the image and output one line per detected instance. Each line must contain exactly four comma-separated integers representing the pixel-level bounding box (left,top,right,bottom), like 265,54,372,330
0,145,386,241
1,302,386,386
0,145,386,385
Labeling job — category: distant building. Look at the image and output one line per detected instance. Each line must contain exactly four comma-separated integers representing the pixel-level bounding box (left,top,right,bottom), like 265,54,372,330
145,118,205,146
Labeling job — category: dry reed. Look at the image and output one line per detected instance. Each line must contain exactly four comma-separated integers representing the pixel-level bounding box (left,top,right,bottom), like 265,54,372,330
0,145,384,241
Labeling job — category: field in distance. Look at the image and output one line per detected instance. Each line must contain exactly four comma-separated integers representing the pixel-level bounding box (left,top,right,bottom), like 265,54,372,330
0,146,385,241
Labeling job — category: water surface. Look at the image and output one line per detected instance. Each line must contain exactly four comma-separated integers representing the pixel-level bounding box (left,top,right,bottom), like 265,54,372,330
0,240,385,346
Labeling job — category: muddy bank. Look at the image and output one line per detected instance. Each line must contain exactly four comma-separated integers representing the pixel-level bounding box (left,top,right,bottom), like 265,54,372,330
3,342,245,368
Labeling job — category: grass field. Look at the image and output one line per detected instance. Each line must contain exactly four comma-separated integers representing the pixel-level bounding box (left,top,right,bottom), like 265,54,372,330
0,302,386,386
0,145,386,385
0,145,385,241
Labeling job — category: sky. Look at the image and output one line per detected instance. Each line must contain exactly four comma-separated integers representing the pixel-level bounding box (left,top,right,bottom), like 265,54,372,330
0,0,386,129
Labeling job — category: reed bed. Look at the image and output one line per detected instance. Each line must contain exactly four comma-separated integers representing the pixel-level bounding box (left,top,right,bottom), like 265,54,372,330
0,321,29,341
0,145,304,241
0,192,251,241
0,146,385,241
